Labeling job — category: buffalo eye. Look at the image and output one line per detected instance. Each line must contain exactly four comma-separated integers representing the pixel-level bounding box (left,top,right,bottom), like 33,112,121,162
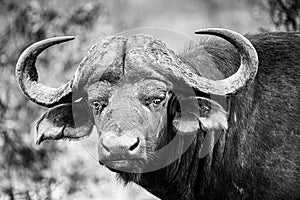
199,105,210,116
152,98,163,105
151,95,166,107
91,101,104,115
93,102,101,110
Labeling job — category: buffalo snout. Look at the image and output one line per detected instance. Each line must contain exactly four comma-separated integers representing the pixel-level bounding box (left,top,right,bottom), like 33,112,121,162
98,130,147,171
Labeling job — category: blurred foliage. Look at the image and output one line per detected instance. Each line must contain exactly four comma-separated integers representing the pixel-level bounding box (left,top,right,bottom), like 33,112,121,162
0,0,108,199
266,0,300,31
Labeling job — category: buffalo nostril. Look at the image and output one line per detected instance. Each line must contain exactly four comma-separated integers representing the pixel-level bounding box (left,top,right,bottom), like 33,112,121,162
101,138,110,152
129,137,140,151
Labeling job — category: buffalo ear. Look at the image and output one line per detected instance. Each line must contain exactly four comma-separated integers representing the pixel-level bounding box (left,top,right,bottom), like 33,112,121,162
172,97,228,158
172,97,228,134
172,112,200,134
36,103,93,144
196,101,228,158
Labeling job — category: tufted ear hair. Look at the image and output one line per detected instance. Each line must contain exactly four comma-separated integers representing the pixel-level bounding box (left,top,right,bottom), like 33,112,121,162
172,96,228,158
36,102,94,144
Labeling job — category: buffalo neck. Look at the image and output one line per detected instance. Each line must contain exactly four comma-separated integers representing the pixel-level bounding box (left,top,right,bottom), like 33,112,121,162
137,132,226,200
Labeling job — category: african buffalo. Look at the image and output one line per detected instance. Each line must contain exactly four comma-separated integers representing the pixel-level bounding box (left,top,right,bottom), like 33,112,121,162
16,28,300,200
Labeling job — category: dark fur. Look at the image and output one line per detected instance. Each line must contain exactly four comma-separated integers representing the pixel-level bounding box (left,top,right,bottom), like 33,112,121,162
118,32,300,200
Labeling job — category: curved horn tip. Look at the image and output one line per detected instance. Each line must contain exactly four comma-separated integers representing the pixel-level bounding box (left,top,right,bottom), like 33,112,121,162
194,28,248,42
57,36,76,41
36,35,76,47
194,28,234,34
43,36,76,43
191,28,258,95
15,35,76,107
193,29,253,48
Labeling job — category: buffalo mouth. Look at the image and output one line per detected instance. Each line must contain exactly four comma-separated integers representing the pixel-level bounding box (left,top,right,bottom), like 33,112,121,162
99,159,146,173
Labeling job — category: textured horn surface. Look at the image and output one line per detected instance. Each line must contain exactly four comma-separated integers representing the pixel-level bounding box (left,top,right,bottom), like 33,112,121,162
184,28,259,95
16,36,75,107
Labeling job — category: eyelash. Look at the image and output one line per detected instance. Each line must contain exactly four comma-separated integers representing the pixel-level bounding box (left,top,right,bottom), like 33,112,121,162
146,94,166,108
152,97,164,105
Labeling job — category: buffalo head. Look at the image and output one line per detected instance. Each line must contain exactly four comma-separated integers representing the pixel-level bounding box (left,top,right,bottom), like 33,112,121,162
16,29,258,174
